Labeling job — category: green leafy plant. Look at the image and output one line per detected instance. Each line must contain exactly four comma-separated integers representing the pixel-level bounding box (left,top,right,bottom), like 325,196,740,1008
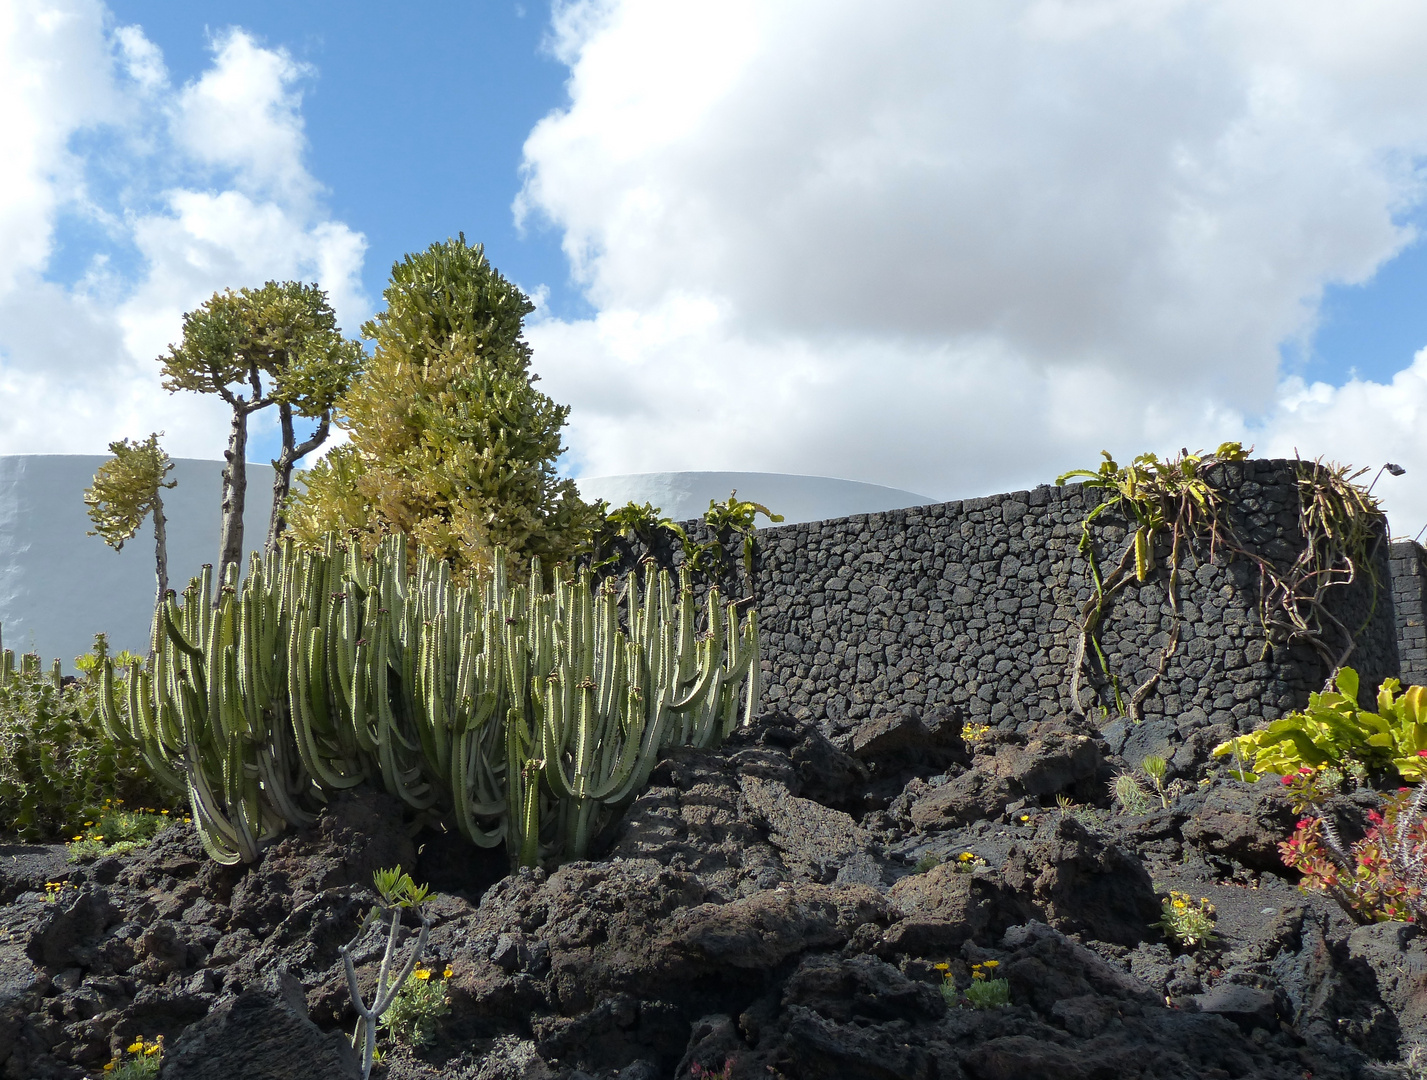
933,959,1009,1008
99,1034,163,1078
691,492,784,593
1141,754,1170,808
1212,668,1427,783
158,280,363,582
1280,782,1427,924
583,500,691,577
381,961,452,1047
342,868,434,1080
951,851,987,872
1057,443,1247,720
0,634,175,841
84,434,177,606
913,852,942,873
287,235,592,583
66,800,185,863
1057,447,1386,722
1155,890,1217,948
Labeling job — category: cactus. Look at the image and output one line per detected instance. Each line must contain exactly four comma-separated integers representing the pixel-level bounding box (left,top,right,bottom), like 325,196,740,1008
105,534,761,868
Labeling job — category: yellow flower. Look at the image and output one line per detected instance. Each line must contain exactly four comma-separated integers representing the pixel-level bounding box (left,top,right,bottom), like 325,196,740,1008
414,969,432,981
72,836,83,841
103,1063,115,1072
145,1045,160,1056
982,960,999,968
161,809,170,815
443,967,453,978
1019,814,1030,822
1173,900,1186,909
934,962,950,971
84,821,93,826
959,852,974,862
972,970,986,980
127,1041,144,1054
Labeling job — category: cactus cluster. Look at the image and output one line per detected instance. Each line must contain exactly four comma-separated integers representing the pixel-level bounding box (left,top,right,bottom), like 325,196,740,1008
98,535,760,868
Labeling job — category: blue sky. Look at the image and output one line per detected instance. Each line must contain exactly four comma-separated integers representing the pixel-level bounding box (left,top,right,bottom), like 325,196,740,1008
98,1,582,325
4,1,1427,532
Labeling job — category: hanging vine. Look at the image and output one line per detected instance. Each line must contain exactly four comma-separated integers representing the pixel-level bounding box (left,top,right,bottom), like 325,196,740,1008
1057,443,1246,722
1057,446,1387,723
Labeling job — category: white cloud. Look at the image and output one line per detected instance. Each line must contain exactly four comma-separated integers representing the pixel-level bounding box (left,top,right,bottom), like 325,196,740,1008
0,2,367,463
520,0,1427,533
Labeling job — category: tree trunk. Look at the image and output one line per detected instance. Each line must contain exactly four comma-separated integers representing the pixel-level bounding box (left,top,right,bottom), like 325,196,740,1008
151,490,170,606
216,405,250,591
267,404,331,552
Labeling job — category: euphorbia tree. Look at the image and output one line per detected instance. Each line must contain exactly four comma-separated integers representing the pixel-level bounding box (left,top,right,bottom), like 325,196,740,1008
83,433,176,607
159,281,363,586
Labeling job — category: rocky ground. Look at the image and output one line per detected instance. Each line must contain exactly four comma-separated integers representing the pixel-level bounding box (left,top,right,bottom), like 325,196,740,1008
3,707,1425,1080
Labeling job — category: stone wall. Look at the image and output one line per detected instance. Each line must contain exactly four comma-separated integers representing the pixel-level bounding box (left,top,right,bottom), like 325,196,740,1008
689,459,1402,743
1391,539,1427,687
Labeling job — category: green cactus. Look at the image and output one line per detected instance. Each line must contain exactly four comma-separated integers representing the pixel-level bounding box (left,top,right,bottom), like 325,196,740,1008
105,533,760,869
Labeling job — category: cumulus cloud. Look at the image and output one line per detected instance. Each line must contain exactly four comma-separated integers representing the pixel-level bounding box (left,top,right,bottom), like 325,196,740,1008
0,1,367,462
519,0,1427,533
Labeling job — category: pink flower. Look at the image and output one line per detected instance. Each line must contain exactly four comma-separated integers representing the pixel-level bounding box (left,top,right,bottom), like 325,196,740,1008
1299,767,1315,776
1368,810,1384,825
1281,776,1295,786
1416,750,1427,757
1297,817,1315,830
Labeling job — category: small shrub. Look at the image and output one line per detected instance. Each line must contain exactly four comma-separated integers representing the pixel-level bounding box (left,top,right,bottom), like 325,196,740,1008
1213,667,1427,784
913,852,942,873
935,959,1009,1008
100,1035,163,1078
1280,784,1427,923
67,801,186,863
1155,890,1217,948
950,851,987,872
381,962,452,1047
1112,771,1152,814
690,1062,732,1080
962,722,991,744
0,639,177,841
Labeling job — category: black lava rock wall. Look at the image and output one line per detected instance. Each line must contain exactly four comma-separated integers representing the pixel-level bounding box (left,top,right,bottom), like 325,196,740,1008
688,459,1406,742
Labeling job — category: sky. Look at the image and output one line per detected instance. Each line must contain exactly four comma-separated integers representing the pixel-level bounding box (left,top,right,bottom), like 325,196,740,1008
4,0,1427,535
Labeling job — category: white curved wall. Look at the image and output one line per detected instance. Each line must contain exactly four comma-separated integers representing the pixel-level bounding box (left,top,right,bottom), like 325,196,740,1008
575,471,934,526
0,459,934,669
0,456,274,668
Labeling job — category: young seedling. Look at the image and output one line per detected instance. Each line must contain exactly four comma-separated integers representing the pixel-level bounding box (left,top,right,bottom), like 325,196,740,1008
340,867,433,1080
1142,755,1170,808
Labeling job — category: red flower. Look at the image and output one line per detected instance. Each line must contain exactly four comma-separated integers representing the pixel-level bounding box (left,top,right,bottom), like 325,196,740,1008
1416,750,1427,757
1367,810,1384,825
1297,817,1315,830
1299,767,1315,776
1281,776,1295,786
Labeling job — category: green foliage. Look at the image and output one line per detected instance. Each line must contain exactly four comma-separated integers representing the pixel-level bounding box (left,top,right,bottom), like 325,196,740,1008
66,801,184,863
583,501,690,576
1281,787,1427,924
287,236,594,582
381,963,452,1047
101,1035,163,1078
84,434,175,553
1112,771,1153,815
1212,667,1427,783
0,634,174,841
912,852,942,873
1057,443,1247,720
343,868,435,1080
692,493,784,588
101,533,761,869
1155,890,1217,948
159,279,362,579
1141,754,1170,807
